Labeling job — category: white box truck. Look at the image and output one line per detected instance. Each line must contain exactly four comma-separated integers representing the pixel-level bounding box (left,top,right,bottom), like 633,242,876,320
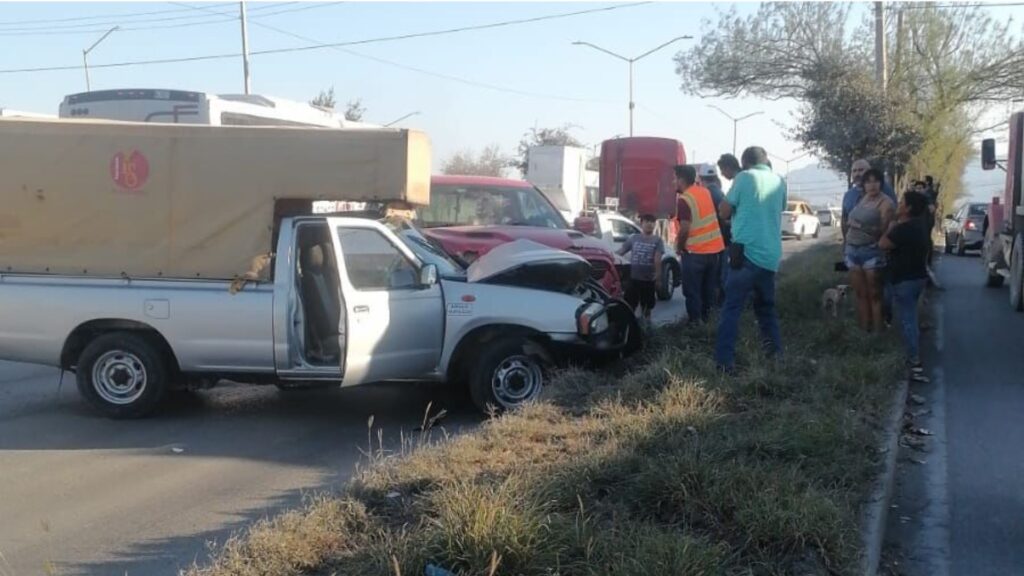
526,145,596,221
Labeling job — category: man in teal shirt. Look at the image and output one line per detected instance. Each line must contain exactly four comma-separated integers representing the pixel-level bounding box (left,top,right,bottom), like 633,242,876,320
715,146,786,370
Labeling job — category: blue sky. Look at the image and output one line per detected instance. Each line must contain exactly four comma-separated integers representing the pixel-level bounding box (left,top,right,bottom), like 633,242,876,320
0,1,1018,202
0,2,832,169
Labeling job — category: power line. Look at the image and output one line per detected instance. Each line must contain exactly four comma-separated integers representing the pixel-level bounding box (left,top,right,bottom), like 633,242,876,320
0,3,336,36
0,2,292,32
0,2,650,75
0,2,235,27
896,1,1024,9
173,2,615,104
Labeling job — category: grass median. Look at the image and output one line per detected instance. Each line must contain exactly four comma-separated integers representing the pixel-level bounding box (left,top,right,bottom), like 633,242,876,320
188,240,904,576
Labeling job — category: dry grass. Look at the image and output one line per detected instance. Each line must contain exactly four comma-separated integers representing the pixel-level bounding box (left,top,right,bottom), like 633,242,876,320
186,242,903,576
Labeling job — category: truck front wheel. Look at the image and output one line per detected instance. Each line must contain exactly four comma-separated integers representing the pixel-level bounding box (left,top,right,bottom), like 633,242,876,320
468,336,546,414
1010,234,1024,311
76,332,170,419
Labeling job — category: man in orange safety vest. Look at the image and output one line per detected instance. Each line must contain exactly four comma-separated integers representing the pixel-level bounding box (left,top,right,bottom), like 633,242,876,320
674,164,726,325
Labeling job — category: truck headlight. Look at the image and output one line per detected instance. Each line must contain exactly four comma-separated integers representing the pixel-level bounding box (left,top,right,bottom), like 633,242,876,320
577,302,609,336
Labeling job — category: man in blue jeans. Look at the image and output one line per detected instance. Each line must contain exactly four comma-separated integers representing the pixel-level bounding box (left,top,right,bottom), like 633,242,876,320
715,146,787,371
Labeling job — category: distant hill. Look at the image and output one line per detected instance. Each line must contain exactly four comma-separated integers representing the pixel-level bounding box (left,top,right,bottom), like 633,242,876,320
782,155,1006,209
785,163,848,208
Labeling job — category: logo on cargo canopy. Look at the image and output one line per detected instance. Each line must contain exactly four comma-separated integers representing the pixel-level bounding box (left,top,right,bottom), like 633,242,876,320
110,150,150,191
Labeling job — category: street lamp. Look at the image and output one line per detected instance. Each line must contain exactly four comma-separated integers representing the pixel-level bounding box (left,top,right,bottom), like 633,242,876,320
767,151,811,178
384,111,421,127
82,26,119,91
707,105,763,156
573,36,692,137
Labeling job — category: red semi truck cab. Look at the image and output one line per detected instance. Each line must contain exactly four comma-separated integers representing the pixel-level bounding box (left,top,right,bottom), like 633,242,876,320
981,112,1024,306
417,175,624,297
599,137,687,218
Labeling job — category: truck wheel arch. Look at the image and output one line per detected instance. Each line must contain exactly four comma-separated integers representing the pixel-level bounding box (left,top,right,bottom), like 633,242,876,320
447,324,553,383
61,319,181,376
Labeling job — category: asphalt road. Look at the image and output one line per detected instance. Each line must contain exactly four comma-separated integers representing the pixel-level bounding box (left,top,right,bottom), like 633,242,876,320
883,251,1024,575
0,228,835,576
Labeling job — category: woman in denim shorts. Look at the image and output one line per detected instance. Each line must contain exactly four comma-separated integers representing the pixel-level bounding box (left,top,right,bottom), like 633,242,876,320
845,169,896,332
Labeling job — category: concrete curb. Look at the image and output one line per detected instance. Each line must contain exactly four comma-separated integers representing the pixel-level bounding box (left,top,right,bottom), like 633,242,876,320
860,379,908,576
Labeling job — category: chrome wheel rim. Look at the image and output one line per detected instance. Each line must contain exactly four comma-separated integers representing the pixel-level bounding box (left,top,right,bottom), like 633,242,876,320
92,350,147,405
491,355,543,408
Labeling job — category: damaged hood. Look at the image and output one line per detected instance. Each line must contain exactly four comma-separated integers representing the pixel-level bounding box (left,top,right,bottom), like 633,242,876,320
467,239,591,287
424,225,610,254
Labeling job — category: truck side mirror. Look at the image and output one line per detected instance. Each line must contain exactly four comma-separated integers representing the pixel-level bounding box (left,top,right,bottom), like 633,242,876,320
419,264,438,287
573,216,597,235
982,138,997,170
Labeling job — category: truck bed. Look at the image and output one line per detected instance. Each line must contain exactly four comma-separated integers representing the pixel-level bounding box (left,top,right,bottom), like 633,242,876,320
0,274,275,373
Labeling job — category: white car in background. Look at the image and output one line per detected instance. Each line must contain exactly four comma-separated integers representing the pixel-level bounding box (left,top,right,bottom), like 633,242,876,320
782,201,821,240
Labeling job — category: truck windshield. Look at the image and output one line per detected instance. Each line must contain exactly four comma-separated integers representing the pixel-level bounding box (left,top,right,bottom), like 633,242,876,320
417,184,569,229
383,218,465,278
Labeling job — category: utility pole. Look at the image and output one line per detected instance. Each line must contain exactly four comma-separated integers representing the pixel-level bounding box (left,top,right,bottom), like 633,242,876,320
239,1,252,95
572,36,692,137
874,1,888,94
82,26,119,91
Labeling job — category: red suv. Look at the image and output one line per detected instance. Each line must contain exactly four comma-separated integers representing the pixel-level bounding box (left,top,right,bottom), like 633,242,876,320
418,175,624,297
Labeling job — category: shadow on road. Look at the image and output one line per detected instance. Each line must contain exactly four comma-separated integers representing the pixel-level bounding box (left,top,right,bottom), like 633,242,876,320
0,376,481,458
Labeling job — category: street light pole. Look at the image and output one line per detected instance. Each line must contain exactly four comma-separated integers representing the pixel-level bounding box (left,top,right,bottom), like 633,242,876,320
707,105,764,156
573,36,692,137
82,26,119,91
239,1,252,95
768,151,811,179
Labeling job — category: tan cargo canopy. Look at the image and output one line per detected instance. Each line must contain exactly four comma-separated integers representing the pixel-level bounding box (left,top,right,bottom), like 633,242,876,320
0,118,431,280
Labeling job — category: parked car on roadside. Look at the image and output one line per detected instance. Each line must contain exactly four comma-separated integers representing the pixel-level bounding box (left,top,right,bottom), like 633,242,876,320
782,201,821,240
417,176,625,297
943,202,988,256
816,207,835,227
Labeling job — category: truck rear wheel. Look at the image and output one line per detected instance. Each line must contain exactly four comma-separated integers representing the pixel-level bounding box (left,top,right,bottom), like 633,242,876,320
468,336,546,414
76,332,170,419
1010,234,1024,311
657,261,678,301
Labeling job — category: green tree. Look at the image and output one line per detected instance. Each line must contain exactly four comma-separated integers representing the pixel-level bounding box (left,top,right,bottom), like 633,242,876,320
676,2,1024,207
791,70,922,184
442,145,509,177
514,124,585,176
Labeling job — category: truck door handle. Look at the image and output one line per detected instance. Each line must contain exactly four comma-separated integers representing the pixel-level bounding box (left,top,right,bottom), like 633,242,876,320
353,305,370,313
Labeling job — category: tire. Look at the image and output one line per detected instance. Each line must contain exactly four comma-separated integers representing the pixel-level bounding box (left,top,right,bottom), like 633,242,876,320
657,261,678,301
1011,234,1024,311
468,336,547,414
984,238,1004,287
986,266,1005,288
76,332,170,419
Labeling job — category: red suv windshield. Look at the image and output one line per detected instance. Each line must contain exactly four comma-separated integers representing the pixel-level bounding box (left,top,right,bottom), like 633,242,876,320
417,184,568,229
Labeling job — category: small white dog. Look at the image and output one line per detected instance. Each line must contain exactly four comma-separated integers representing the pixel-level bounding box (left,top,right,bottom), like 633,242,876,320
822,284,850,317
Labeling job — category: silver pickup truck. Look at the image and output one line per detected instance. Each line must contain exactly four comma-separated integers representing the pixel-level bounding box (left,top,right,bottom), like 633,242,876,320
0,216,639,418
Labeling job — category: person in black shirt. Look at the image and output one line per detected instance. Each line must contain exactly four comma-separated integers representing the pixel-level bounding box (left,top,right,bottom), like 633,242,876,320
880,191,930,382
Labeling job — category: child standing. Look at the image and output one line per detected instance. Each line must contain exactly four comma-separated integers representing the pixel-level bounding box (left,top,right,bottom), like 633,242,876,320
618,214,664,328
